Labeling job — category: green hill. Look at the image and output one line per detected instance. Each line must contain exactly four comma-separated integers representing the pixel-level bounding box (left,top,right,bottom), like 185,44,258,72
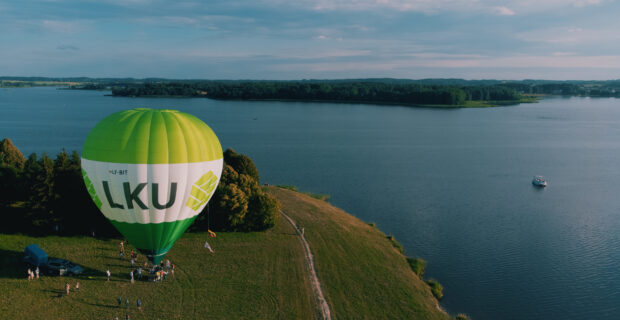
266,186,448,320
0,186,449,319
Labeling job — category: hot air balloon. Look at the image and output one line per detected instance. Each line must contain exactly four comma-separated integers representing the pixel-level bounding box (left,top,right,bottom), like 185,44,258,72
81,108,223,264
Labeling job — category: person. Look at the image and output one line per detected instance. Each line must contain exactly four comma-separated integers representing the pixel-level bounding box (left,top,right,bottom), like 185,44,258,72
27,268,32,280
130,270,134,284
35,266,39,279
125,314,130,320
163,270,168,281
171,263,175,278
301,226,305,236
75,281,80,293
165,259,170,270
117,296,122,307
137,298,142,311
119,249,124,259
65,282,70,295
106,269,111,281
130,258,135,267
125,297,129,308
137,267,142,279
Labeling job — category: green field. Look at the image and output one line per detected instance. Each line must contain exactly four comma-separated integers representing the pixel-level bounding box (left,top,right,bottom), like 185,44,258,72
0,187,449,319
266,187,449,320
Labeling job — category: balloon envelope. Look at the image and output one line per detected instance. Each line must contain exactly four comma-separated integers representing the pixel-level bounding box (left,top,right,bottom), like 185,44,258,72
81,108,223,264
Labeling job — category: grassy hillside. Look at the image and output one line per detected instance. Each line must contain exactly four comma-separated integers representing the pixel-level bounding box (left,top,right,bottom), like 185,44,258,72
1,187,450,319
266,186,449,320
0,221,314,319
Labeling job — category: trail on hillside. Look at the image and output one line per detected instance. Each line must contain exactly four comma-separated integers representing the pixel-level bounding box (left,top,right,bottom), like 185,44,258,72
280,211,332,320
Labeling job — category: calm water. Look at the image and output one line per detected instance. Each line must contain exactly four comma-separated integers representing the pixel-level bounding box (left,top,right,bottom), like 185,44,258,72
2,87,620,319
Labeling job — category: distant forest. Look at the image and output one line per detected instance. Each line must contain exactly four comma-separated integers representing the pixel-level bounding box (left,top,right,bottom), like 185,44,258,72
5,77,620,106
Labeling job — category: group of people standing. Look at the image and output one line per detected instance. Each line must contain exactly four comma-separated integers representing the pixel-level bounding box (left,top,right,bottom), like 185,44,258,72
26,267,39,280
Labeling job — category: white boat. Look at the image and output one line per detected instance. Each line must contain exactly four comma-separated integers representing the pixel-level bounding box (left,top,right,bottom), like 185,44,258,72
532,175,547,187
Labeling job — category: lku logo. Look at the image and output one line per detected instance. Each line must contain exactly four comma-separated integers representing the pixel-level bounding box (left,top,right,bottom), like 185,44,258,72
185,171,218,211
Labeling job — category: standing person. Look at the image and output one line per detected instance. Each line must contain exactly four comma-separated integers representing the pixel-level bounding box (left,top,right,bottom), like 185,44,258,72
35,266,39,279
117,296,122,307
125,314,130,320
106,269,111,281
136,298,142,311
130,258,135,267
65,282,70,295
125,297,129,308
130,270,134,284
27,268,31,280
137,267,142,280
165,259,170,270
75,281,80,293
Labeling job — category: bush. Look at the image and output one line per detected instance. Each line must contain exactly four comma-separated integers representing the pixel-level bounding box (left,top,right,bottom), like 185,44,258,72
455,314,471,320
368,222,376,227
386,235,404,254
406,257,427,277
426,279,443,300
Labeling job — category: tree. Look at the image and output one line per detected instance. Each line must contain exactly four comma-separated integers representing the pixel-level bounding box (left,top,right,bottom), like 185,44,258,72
224,148,260,183
0,138,26,169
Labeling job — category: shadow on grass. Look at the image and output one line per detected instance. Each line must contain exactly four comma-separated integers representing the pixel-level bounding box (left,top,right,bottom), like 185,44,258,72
0,248,28,279
83,302,123,309
42,289,65,299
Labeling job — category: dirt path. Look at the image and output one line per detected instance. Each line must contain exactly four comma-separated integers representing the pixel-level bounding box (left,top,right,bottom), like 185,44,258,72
281,210,332,320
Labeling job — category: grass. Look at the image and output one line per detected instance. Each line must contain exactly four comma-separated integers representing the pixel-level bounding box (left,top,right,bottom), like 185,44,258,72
275,185,330,202
1,187,450,319
266,186,449,320
407,257,427,277
0,219,314,319
425,279,444,300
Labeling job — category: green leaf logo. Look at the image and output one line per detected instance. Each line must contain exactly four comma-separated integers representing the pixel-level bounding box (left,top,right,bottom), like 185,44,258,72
186,171,217,211
82,169,102,209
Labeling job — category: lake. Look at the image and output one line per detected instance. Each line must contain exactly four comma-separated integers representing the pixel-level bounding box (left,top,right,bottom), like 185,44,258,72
2,86,620,319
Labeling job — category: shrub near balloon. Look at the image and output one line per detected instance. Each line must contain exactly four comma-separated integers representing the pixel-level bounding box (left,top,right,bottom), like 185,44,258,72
81,108,223,264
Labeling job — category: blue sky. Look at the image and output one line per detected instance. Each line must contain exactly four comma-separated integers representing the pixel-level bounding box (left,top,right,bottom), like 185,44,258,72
1,0,620,79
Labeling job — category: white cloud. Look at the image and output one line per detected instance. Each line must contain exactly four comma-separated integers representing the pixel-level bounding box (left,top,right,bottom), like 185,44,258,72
263,0,606,14
492,6,515,15
516,26,620,45
41,20,82,33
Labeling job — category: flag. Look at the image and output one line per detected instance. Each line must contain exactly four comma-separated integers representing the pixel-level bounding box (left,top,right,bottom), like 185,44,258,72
208,229,217,238
204,241,214,253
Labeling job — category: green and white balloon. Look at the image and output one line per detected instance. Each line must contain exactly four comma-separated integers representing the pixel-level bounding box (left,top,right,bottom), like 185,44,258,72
81,108,223,264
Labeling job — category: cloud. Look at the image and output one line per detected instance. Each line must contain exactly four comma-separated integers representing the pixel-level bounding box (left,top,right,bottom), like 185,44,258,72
57,45,79,51
492,6,515,15
263,0,606,14
516,27,620,45
41,20,81,33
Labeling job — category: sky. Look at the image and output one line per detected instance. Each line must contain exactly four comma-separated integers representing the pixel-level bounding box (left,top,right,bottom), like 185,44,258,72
1,0,620,80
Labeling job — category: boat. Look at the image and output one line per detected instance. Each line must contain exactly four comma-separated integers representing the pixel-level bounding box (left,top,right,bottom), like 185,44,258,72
532,175,547,187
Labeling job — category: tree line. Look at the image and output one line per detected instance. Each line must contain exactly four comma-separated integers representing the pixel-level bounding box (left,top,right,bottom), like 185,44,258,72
0,138,279,236
108,81,525,105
